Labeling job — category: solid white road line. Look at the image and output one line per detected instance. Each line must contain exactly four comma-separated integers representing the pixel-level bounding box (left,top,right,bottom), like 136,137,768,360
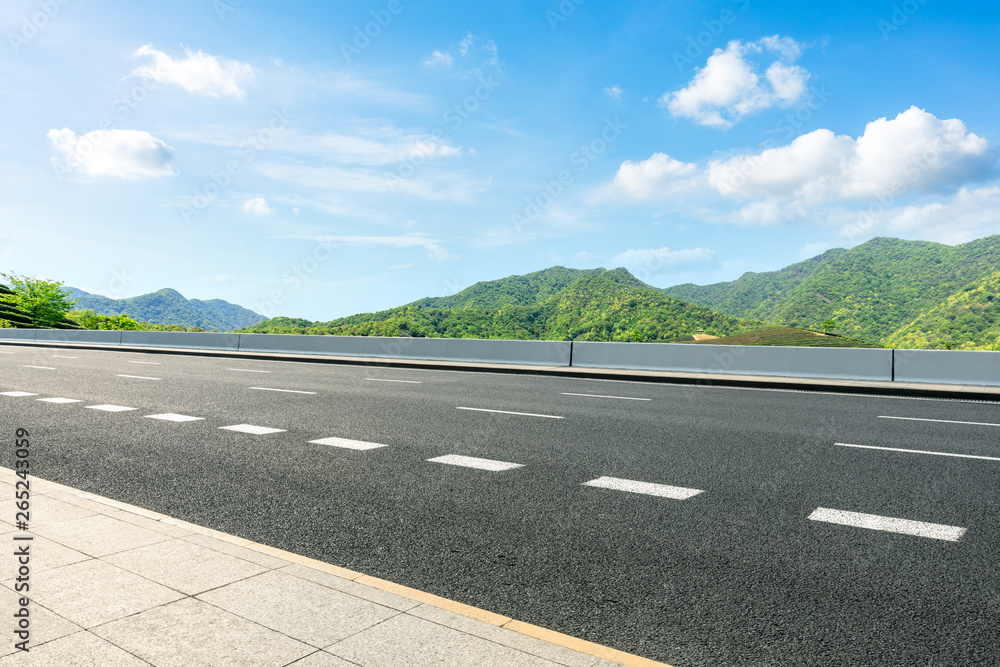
1,392,37,397
365,378,422,384
117,375,161,380
250,387,317,394
309,437,387,450
426,454,524,472
220,424,286,435
835,442,1000,462
562,393,651,401
878,415,1000,427
229,369,271,373
52,355,78,359
86,405,137,412
37,398,81,404
456,407,563,419
0,351,14,354
145,413,204,423
808,507,966,542
23,366,55,370
582,476,704,499
129,361,162,365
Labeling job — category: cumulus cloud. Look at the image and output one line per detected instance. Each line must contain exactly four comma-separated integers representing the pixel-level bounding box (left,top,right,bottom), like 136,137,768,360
243,197,272,216
661,36,810,128
707,106,994,203
607,153,698,200
424,50,453,67
47,128,175,179
130,45,255,98
612,247,717,271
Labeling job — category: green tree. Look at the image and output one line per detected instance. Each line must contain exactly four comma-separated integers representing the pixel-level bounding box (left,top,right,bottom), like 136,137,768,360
0,273,76,328
819,319,837,334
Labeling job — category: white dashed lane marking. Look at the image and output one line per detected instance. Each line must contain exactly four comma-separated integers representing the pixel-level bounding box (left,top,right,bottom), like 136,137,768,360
86,405,137,412
37,398,81,404
582,476,703,499
562,393,651,401
456,407,563,419
251,387,317,394
1,392,37,397
365,378,422,384
835,442,1000,463
52,355,78,359
427,454,524,472
220,424,286,435
129,361,162,365
117,375,161,380
808,507,966,542
145,413,205,423
229,369,271,373
878,415,1000,427
309,437,387,450
23,366,55,370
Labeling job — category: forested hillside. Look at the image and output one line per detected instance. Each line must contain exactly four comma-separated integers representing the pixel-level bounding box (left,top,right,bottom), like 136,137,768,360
68,287,265,331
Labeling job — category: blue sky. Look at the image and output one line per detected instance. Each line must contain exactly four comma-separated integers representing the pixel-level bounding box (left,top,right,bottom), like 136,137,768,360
2,0,999,320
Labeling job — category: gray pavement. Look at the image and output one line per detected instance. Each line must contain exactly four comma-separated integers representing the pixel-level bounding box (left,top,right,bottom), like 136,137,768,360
2,342,999,665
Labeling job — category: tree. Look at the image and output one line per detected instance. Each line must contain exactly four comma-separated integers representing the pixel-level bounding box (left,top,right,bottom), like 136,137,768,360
0,273,76,328
819,319,837,334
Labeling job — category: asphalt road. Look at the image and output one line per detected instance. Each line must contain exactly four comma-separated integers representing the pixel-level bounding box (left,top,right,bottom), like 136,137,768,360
2,343,999,666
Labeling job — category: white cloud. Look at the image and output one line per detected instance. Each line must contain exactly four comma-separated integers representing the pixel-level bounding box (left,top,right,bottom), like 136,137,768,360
279,127,461,166
47,128,175,179
130,45,255,98
604,85,623,99
280,234,456,261
612,247,717,271
661,36,810,128
424,50,454,67
607,153,698,200
707,107,994,203
458,32,499,67
243,197,272,216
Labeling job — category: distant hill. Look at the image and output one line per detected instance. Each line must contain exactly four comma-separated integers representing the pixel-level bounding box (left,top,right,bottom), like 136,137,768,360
240,267,760,342
67,287,266,332
663,236,1000,346
885,270,1000,350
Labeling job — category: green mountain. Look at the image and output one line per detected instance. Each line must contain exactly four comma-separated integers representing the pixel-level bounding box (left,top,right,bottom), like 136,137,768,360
885,270,1000,350
663,236,1000,345
240,267,759,342
67,287,266,332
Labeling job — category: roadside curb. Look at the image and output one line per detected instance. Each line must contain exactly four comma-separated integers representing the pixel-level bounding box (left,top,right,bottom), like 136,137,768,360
4,339,1000,403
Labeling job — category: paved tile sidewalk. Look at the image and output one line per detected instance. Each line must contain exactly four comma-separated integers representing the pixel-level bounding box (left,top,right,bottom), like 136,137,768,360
0,468,666,667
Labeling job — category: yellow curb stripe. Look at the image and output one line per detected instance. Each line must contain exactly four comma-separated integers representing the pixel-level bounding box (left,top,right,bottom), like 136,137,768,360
16,470,674,666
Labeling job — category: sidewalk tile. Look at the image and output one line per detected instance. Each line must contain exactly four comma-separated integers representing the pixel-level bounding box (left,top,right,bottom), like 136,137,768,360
37,489,117,514
33,514,170,557
104,538,269,595
287,651,359,666
11,534,91,574
181,532,290,568
99,508,195,538
279,563,420,612
327,613,561,667
0,588,82,657
93,597,314,667
198,570,399,648
0,630,148,666
26,494,97,527
21,559,183,628
408,604,600,667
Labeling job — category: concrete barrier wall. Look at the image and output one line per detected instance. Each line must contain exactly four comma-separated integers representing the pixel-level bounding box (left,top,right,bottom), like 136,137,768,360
572,341,895,381
893,349,1000,386
120,331,241,350
238,334,572,366
34,330,123,345
0,329,36,341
